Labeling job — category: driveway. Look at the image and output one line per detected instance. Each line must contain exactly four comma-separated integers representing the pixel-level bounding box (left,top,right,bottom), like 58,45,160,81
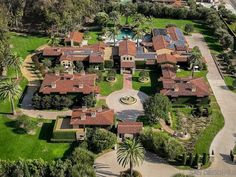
186,33,236,176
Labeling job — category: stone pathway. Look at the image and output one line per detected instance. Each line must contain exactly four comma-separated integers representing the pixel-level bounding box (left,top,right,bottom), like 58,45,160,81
123,74,132,90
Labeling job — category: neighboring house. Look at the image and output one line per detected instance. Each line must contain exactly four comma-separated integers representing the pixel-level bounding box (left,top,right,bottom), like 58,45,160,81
64,31,84,46
117,121,143,140
160,77,210,104
42,42,106,70
39,72,100,95
52,107,115,141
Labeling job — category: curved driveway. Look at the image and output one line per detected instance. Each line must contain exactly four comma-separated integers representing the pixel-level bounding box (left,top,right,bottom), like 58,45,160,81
96,34,236,177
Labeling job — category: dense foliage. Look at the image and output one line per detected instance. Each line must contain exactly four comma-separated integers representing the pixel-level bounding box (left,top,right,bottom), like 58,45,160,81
143,94,172,124
32,94,73,110
0,147,96,177
86,128,116,153
139,129,184,160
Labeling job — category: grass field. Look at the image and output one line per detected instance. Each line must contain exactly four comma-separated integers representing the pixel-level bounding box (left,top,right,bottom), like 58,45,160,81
132,70,161,95
0,116,70,161
0,32,48,114
176,70,208,78
97,73,123,96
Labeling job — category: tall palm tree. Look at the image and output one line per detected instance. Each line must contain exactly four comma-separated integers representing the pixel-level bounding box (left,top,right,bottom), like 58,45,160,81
0,79,22,115
189,52,202,78
106,27,119,46
8,52,23,79
117,138,144,177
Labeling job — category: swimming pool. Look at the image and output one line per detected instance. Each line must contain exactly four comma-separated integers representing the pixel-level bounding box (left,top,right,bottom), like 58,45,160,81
116,28,135,41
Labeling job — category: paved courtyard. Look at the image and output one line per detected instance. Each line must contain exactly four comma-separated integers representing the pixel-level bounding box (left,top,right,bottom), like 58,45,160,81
106,73,149,120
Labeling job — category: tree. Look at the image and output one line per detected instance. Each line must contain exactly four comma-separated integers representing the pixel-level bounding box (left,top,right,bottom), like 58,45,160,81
87,128,117,153
120,2,137,25
143,94,172,124
189,49,203,77
184,24,194,34
105,26,119,46
8,52,23,79
95,12,109,27
0,79,21,115
104,60,114,69
32,94,42,109
70,164,96,177
117,138,144,177
82,94,96,108
164,137,185,160
42,58,52,69
232,79,236,89
139,70,149,80
219,33,233,50
16,115,37,134
109,11,120,26
75,61,84,72
107,69,116,81
70,147,95,166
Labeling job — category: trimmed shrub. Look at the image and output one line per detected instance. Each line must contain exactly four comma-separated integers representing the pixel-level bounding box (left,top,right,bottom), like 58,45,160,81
188,153,194,166
202,153,208,165
193,153,200,167
70,147,95,166
15,115,38,134
86,128,117,153
104,60,114,69
182,153,187,166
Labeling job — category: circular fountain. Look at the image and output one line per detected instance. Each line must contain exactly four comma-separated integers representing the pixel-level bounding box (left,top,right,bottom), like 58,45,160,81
119,96,137,105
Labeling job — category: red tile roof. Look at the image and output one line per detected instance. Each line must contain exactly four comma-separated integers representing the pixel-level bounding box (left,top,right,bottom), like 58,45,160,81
119,40,136,56
39,73,100,94
70,108,114,126
120,61,135,68
167,27,179,41
60,55,89,62
157,54,177,64
152,35,169,51
42,47,80,57
89,54,104,63
161,64,176,79
118,121,143,134
160,77,210,97
64,32,84,43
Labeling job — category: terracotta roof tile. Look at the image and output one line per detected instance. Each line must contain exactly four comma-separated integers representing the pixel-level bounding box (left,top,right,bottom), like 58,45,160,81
118,121,143,134
70,108,114,126
120,61,135,68
157,54,177,64
39,73,99,94
152,35,169,51
119,40,136,56
64,31,83,43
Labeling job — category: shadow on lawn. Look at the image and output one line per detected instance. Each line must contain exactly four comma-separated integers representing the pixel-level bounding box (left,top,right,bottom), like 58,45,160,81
4,120,26,134
38,121,54,141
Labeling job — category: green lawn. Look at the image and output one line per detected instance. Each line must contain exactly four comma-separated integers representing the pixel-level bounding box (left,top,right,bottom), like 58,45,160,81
97,73,123,96
132,70,161,95
0,116,70,161
87,30,102,45
8,32,49,59
224,76,236,92
194,96,225,154
0,33,49,114
96,99,107,107
176,70,207,78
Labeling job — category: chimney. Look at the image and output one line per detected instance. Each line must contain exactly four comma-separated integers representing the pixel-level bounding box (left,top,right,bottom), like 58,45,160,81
79,83,84,88
192,86,197,92
81,113,86,120
97,107,102,112
82,106,87,112
55,70,60,76
91,111,96,118
68,68,74,75
174,85,179,92
51,82,56,88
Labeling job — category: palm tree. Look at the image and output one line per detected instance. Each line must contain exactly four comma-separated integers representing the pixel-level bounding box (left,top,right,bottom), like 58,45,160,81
106,26,119,46
189,52,202,78
109,11,121,26
117,138,144,177
0,79,22,115
8,52,23,79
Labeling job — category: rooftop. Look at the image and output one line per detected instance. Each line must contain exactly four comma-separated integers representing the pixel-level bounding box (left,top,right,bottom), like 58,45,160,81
117,121,143,134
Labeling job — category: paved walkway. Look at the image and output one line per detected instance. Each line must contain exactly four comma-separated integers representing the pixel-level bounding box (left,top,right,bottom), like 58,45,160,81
106,73,149,120
97,34,236,177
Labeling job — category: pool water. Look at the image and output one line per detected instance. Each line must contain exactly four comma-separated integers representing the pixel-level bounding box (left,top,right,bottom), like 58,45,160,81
116,28,135,41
